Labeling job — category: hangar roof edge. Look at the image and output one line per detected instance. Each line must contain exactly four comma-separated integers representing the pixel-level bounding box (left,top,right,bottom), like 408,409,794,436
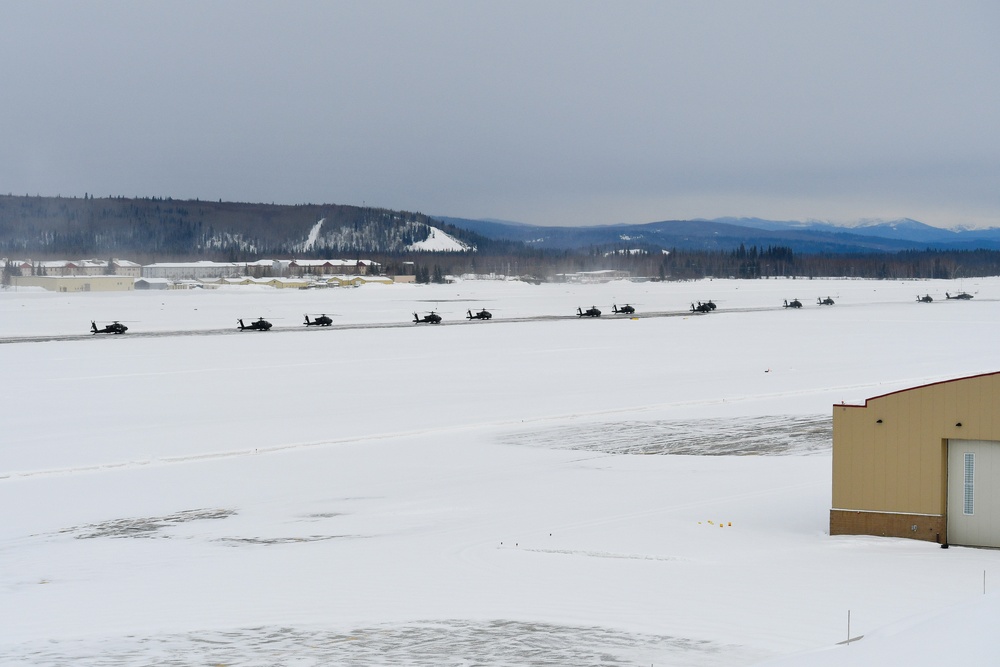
836,370,1000,409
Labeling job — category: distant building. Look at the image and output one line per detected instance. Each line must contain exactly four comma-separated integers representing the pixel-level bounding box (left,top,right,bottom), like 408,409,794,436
134,278,171,290
831,371,1000,547
102,259,142,277
11,275,134,292
241,259,279,278
142,259,380,280
18,258,141,278
554,270,631,283
287,259,379,276
143,261,241,280
255,277,313,289
11,260,33,276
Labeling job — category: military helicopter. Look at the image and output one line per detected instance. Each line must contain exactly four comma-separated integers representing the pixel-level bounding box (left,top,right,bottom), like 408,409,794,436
945,292,974,300
304,314,333,326
238,317,272,331
611,304,636,315
577,306,601,317
693,300,717,311
916,294,934,303
413,311,442,324
783,299,803,309
91,320,128,335
817,296,835,306
467,308,492,320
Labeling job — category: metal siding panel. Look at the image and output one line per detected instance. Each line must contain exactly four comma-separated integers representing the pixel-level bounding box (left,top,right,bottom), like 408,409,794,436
901,396,914,510
916,389,939,513
873,411,888,509
831,407,854,508
853,410,872,508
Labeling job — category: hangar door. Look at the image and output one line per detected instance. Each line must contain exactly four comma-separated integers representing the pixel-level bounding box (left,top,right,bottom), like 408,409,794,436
948,440,1000,548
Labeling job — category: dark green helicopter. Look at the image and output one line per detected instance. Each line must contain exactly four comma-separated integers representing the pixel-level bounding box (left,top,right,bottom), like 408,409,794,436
467,308,492,320
304,314,333,326
413,311,442,324
238,317,272,331
91,320,128,334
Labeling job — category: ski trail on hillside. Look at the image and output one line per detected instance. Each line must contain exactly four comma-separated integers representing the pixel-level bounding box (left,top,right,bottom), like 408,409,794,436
302,217,324,251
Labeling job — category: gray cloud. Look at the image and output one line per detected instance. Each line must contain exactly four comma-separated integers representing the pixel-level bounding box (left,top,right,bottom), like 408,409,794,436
1,1,997,227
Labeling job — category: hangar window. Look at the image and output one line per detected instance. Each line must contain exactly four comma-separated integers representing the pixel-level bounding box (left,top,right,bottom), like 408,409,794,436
964,453,975,515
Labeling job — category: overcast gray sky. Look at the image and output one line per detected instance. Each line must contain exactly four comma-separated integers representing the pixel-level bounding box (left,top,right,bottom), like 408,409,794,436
1,1,997,228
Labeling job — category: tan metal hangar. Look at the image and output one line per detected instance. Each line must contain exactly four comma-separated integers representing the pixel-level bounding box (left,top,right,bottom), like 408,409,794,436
831,371,1000,548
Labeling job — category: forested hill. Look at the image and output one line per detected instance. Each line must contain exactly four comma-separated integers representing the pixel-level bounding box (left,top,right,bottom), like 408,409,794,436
0,195,496,260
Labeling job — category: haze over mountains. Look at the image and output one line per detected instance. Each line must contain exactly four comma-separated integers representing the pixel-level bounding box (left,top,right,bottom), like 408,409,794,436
436,216,1000,253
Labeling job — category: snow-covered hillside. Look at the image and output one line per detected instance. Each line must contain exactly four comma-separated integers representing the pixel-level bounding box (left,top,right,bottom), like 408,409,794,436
406,224,471,251
1,277,999,665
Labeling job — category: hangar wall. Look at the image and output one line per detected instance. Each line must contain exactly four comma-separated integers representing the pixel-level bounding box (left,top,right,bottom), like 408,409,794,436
830,371,1000,543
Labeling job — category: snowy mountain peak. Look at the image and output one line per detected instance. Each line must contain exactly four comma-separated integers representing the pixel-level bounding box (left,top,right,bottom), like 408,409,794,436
850,218,939,232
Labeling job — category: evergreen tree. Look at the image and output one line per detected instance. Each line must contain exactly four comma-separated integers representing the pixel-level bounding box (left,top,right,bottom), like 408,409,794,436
2,260,16,286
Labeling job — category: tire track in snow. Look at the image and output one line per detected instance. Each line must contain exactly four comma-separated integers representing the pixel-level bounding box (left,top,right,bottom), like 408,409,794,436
0,619,765,666
0,370,943,482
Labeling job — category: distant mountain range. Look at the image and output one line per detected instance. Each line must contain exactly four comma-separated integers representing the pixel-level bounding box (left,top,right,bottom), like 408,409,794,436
3,192,998,261
434,216,1000,253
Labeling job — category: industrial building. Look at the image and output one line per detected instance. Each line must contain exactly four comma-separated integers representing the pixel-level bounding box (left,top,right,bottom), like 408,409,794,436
5,258,142,278
831,371,1000,547
142,261,242,281
286,259,378,276
10,275,135,292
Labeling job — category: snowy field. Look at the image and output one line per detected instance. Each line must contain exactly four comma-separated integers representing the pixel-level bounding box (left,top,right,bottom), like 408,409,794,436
2,276,1000,666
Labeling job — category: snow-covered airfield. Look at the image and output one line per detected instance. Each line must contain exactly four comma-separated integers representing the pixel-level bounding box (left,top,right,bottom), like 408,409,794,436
3,277,1000,666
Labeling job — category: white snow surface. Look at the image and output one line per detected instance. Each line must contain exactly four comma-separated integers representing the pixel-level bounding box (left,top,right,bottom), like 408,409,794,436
406,225,470,252
2,277,1000,665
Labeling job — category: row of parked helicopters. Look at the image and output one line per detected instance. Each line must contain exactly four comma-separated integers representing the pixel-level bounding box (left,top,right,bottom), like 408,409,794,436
90,315,328,334
918,292,974,303
89,291,978,334
238,314,336,331
781,297,834,308
236,314,334,331
573,304,640,317
414,308,493,323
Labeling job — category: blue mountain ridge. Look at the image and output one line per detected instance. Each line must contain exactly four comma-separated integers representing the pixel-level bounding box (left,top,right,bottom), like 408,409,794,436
433,216,1000,253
